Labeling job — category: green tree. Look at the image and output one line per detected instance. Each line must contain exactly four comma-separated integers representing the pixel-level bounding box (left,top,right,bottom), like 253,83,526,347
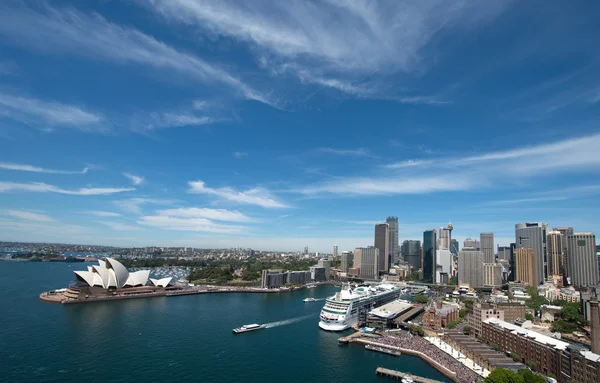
484,368,525,383
449,276,457,285
525,361,537,371
518,368,546,383
459,307,468,318
464,299,474,307
463,325,471,335
525,313,534,321
411,271,420,281
509,352,520,361
414,294,429,304
446,319,461,329
526,287,549,313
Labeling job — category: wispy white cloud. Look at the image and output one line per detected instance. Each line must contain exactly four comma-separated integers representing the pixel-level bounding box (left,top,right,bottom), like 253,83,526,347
383,159,432,169
137,215,246,234
98,221,141,231
4,209,54,222
233,152,247,158
188,180,289,208
0,92,102,130
122,172,145,186
0,162,88,174
114,197,178,214
157,207,253,223
0,182,134,195
0,4,271,106
83,210,122,217
317,147,373,157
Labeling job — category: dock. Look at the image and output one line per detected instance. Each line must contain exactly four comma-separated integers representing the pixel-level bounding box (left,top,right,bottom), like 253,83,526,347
366,344,401,356
375,367,446,383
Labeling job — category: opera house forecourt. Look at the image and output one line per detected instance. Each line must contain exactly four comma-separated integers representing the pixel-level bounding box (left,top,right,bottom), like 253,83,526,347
40,258,173,304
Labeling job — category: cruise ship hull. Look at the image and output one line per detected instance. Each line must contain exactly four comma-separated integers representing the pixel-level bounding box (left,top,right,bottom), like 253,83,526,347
318,320,352,331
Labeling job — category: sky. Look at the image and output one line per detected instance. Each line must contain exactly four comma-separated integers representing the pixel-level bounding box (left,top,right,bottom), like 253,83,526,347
1,0,600,252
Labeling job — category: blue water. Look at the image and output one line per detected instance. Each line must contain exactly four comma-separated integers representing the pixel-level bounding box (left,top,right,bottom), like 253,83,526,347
0,262,451,383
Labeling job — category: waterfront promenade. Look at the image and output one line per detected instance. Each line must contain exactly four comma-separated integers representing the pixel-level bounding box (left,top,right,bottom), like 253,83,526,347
424,337,490,379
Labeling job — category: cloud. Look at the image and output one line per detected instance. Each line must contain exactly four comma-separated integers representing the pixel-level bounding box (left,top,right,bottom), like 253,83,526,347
0,162,88,174
130,111,215,131
83,211,122,217
188,180,289,208
233,152,247,158
383,159,432,169
0,182,134,195
114,197,178,214
157,207,253,223
4,209,54,222
98,221,141,231
0,92,102,130
122,172,145,185
0,4,271,105
317,147,373,157
137,215,246,234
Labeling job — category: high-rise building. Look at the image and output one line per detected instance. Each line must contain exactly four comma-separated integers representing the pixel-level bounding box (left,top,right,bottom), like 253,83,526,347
340,251,353,273
458,248,483,288
438,225,452,250
483,263,503,287
402,240,421,271
374,223,390,275
303,246,309,256
318,258,330,281
355,247,379,280
480,233,495,264
508,243,517,282
333,245,338,259
554,227,574,282
497,246,511,262
568,233,599,287
547,231,565,284
464,238,480,249
423,230,437,283
515,222,549,285
591,301,600,354
450,239,459,255
515,248,537,286
386,216,399,264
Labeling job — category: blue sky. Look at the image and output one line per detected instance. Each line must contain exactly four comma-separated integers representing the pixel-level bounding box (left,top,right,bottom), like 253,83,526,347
1,0,600,252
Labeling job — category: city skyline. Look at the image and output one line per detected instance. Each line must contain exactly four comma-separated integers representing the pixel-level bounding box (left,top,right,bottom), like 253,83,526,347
1,1,600,252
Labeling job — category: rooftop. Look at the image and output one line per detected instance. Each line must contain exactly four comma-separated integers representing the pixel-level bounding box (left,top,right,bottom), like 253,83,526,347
368,299,413,319
484,318,569,350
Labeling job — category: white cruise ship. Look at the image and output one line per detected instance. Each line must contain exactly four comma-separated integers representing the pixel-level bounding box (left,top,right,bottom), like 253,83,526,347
318,283,400,331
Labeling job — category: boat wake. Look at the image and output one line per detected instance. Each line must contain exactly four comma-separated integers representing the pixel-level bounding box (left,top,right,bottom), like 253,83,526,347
264,313,316,329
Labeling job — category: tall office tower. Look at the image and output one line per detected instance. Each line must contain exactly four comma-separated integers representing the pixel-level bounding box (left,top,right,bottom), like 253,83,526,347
554,227,574,282
402,240,421,271
333,245,338,259
480,233,495,264
386,217,399,264
374,223,390,275
340,251,353,273
591,301,600,354
458,248,484,288
568,233,599,287
464,238,480,249
546,231,565,284
508,243,517,282
423,230,437,283
355,247,379,280
483,263,503,287
438,224,452,250
515,248,537,286
450,239,459,255
317,258,331,281
304,246,309,255
497,246,511,262
515,222,550,285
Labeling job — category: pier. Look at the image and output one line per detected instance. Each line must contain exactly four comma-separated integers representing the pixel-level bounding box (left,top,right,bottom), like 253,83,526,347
375,367,447,383
366,344,401,356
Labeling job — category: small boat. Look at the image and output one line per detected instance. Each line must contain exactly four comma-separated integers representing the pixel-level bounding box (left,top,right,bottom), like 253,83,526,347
232,324,265,334
401,377,414,383
306,284,316,289
303,297,316,302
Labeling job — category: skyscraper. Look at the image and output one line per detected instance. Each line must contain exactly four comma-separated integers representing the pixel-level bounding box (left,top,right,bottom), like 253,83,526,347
508,243,516,282
423,229,437,283
355,247,379,280
450,239,459,255
303,246,309,256
402,240,421,271
458,248,483,288
480,232,495,264
374,223,390,275
438,225,452,250
340,251,353,273
318,258,330,281
546,231,565,284
333,245,338,259
483,263,503,287
386,216,399,265
554,227,574,282
515,248,537,286
515,222,549,286
568,233,599,287
464,238,480,249
497,246,511,262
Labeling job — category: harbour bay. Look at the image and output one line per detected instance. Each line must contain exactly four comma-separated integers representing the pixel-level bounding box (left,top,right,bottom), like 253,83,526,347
0,262,451,383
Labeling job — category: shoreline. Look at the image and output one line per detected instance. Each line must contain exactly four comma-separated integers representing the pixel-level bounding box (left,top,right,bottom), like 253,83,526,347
39,282,333,305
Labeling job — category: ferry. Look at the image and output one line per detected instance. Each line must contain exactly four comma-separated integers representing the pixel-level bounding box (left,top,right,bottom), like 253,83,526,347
318,283,401,331
232,324,265,334
303,297,316,302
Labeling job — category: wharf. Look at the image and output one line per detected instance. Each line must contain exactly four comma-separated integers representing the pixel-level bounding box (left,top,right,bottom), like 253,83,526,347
375,367,446,383
366,344,401,356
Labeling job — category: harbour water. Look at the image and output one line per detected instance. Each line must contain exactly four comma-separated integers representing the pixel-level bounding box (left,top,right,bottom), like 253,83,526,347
0,262,451,383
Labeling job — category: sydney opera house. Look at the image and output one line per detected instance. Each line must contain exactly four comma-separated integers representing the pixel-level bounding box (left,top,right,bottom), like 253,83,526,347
61,258,173,301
